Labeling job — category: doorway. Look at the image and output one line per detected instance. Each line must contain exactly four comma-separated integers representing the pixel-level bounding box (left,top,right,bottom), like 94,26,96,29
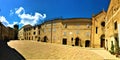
85,40,90,47
43,36,48,42
100,34,105,47
75,37,80,46
62,38,67,45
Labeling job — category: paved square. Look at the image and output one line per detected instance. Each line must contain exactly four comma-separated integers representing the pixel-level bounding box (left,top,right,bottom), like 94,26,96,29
8,40,119,60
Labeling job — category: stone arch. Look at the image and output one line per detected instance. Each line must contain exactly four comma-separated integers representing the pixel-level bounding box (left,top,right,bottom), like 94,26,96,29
75,37,81,46
43,36,48,42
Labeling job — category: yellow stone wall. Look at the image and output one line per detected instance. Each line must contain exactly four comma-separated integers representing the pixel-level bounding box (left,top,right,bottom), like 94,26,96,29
40,18,91,47
105,0,120,51
18,28,24,40
91,11,106,48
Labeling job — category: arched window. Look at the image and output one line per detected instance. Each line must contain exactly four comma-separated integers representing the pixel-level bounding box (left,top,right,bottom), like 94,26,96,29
101,21,105,27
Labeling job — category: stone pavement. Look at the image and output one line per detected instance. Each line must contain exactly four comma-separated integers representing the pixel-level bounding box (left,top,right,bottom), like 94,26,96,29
8,40,119,60
89,48,118,60
0,40,25,60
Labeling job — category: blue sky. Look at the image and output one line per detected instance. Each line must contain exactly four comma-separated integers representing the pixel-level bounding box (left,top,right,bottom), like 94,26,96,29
0,0,110,28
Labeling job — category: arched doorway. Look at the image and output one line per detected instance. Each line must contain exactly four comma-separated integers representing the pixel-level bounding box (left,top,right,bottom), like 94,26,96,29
75,37,80,46
85,40,90,47
43,36,48,42
100,34,105,47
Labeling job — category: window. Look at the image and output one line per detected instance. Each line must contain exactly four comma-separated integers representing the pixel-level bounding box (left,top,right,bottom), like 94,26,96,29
63,32,66,36
96,27,98,34
114,21,117,30
86,32,90,37
87,24,90,28
29,32,31,35
64,24,67,28
34,27,36,30
38,26,41,29
38,31,40,35
101,21,105,27
71,38,73,41
44,29,46,33
62,38,67,45
35,36,37,38
33,32,36,35
29,37,30,40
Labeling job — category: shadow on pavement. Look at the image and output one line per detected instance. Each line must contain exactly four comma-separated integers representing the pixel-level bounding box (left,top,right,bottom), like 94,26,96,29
0,40,25,60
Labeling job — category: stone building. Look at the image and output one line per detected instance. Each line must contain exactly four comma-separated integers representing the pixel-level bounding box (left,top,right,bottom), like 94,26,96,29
23,24,33,40
105,0,120,52
22,18,92,47
18,27,24,40
91,10,106,48
14,24,19,40
32,25,41,41
19,18,91,47
7,27,15,40
0,22,17,41
0,22,9,41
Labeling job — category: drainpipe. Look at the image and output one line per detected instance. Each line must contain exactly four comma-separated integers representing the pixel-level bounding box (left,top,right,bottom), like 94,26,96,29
51,20,53,43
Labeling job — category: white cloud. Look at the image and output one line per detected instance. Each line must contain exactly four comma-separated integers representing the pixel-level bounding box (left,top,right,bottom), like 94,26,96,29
0,16,18,28
15,7,46,26
0,7,46,28
7,22,18,28
15,7,25,14
10,10,14,16
0,16,9,26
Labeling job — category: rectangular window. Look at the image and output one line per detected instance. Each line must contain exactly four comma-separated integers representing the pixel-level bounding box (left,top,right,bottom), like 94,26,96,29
86,32,90,37
63,32,66,36
38,26,41,29
34,27,36,30
29,32,30,35
64,24,67,28
44,29,46,33
87,24,90,28
114,21,117,30
71,38,73,41
96,27,98,34
38,31,40,35
33,32,36,35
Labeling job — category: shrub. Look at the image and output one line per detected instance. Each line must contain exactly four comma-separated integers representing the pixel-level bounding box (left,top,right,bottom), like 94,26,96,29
110,41,115,54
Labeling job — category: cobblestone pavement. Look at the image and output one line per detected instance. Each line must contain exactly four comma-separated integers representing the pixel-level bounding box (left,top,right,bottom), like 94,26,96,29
8,40,119,60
